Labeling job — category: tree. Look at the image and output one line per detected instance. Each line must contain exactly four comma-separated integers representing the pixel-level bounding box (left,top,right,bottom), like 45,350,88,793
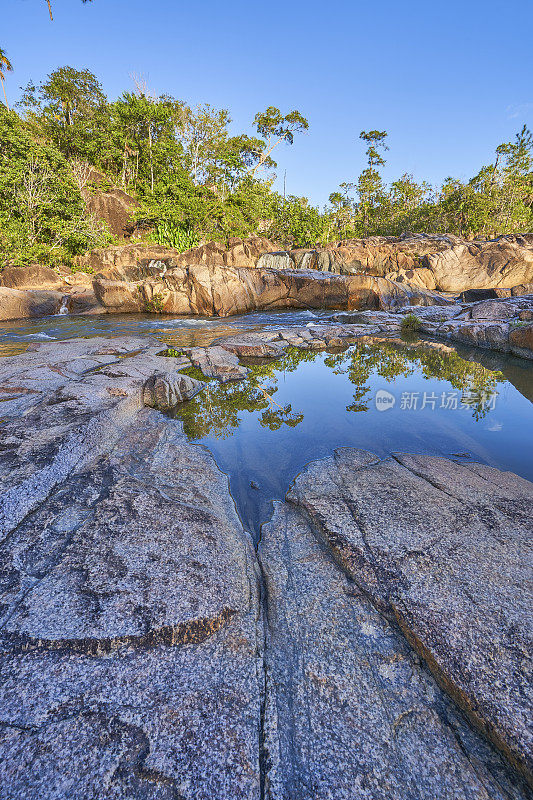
0,105,111,266
0,47,13,111
354,130,389,234
45,0,93,21
250,107,309,176
18,66,110,163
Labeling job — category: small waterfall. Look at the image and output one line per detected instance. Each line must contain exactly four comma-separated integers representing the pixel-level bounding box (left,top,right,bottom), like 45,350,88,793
57,296,70,316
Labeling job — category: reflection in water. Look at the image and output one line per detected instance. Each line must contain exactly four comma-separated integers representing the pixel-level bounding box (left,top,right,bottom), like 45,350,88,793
175,341,505,441
171,339,532,539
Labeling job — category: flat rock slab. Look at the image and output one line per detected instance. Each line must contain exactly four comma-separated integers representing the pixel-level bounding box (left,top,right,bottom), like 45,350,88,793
261,500,531,800
184,345,249,382
0,410,262,800
285,449,533,785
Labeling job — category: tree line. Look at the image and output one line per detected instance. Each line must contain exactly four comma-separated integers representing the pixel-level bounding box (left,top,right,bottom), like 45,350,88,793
0,51,531,267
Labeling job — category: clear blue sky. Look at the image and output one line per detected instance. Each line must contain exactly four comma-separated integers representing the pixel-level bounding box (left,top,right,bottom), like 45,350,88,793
3,0,533,205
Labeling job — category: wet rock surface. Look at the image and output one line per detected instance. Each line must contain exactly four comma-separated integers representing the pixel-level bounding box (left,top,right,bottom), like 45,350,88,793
0,333,532,798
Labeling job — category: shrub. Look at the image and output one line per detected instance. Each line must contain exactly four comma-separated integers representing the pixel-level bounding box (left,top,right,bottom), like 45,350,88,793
400,313,422,333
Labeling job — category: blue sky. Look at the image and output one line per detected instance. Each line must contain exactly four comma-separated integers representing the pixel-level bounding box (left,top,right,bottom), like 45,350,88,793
3,0,533,205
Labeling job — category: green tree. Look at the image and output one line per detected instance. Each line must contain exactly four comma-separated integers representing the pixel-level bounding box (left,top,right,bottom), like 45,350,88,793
0,106,111,266
249,107,308,177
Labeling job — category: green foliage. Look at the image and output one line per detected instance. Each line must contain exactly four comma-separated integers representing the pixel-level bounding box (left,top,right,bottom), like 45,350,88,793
149,221,199,251
0,106,112,266
3,59,532,265
400,314,422,333
328,126,533,239
142,291,165,313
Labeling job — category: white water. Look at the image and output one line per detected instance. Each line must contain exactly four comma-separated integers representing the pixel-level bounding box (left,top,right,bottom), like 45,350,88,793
56,296,70,316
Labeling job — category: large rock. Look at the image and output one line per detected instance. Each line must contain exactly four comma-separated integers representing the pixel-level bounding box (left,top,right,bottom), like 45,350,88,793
94,265,450,318
0,286,64,321
261,498,531,799
283,448,533,785
259,234,533,294
75,236,277,274
82,170,140,238
0,336,531,798
0,411,262,800
0,264,66,291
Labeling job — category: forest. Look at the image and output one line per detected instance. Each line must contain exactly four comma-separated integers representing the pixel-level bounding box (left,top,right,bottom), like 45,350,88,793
1,52,532,266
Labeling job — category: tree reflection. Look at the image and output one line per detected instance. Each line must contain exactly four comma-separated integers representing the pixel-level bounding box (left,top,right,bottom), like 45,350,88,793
325,340,504,420
172,339,505,440
173,348,313,440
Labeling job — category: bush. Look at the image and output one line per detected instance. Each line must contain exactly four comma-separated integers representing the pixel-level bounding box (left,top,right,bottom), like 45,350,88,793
400,313,422,333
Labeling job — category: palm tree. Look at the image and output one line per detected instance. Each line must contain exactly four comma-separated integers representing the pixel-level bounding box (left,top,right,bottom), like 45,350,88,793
46,0,93,20
0,47,13,111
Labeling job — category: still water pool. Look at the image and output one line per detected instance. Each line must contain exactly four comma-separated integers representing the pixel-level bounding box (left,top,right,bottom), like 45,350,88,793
1,311,531,539
171,338,533,538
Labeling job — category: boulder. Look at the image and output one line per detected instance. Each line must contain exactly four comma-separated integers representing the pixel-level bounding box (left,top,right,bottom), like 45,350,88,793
0,287,64,321
93,264,451,318
76,236,277,273
143,371,205,410
261,234,533,294
0,264,66,291
510,323,533,359
512,283,533,296
84,186,139,238
183,345,249,382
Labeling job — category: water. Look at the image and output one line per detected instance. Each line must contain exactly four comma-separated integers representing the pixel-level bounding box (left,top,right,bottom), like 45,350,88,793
0,309,332,357
171,338,533,538
1,312,531,540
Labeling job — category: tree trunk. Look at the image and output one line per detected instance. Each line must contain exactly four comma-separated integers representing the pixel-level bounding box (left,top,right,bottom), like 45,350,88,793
148,124,154,193
0,76,9,111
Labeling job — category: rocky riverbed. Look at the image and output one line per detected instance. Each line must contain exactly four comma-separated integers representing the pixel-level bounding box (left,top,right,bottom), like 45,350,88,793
0,319,532,799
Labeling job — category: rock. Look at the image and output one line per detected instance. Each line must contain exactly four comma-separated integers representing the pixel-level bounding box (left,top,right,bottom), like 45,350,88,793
261,497,531,799
460,288,512,302
82,169,140,238
510,323,533,359
0,411,262,800
93,265,450,318
0,287,64,321
439,320,511,352
284,449,533,785
76,236,277,273
400,303,465,322
512,283,533,296
184,345,250,382
143,371,205,410
470,299,523,320
263,234,533,294
0,335,532,798
0,264,66,291
219,339,285,359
